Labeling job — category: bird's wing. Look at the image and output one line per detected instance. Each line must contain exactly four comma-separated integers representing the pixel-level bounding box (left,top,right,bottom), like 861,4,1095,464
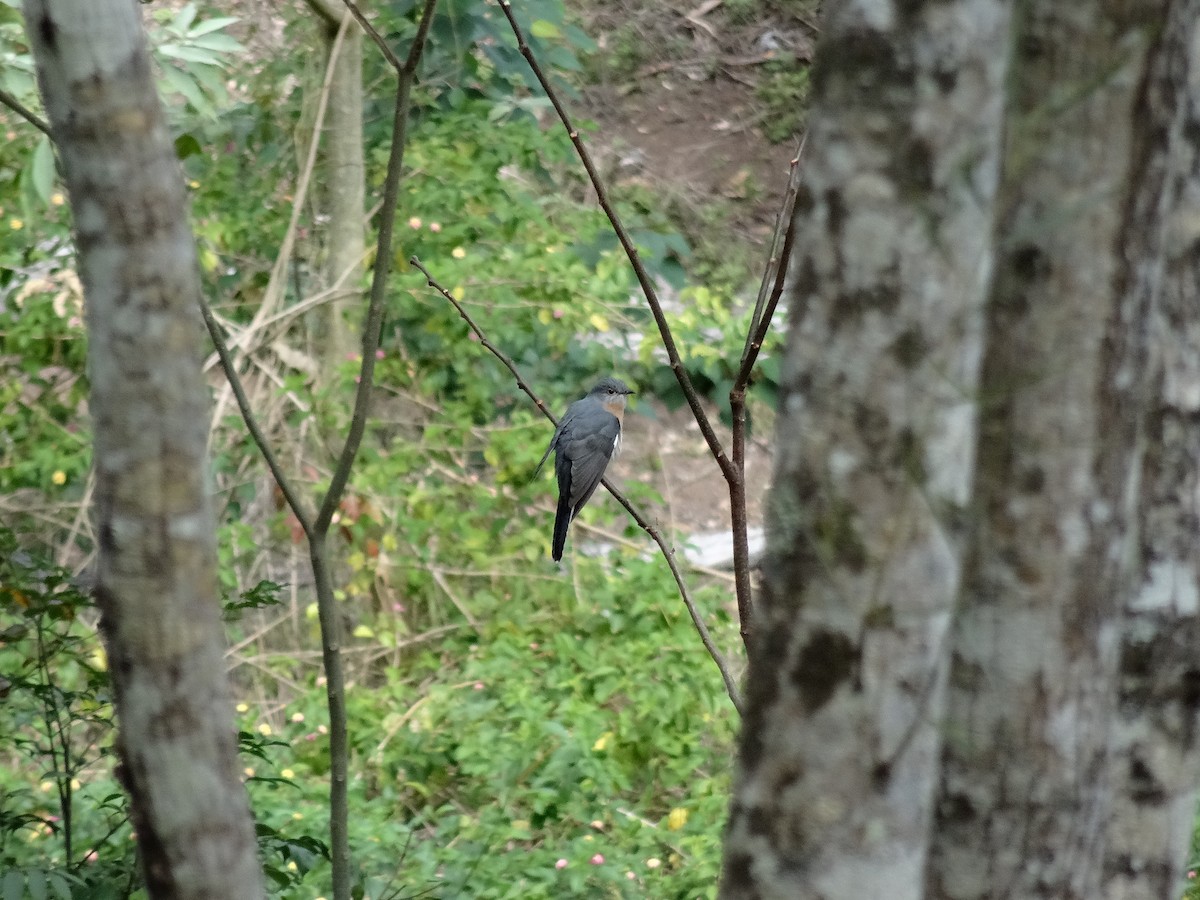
561,414,620,514
533,405,576,480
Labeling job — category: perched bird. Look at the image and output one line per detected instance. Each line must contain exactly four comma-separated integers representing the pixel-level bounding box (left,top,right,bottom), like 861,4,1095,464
533,377,634,561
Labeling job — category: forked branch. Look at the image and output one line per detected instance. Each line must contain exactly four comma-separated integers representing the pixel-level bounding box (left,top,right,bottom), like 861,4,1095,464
410,256,745,716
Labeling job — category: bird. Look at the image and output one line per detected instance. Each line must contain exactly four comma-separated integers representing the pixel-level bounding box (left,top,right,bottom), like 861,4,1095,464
533,377,634,562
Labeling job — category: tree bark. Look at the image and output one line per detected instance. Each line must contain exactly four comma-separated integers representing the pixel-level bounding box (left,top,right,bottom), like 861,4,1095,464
925,4,1166,898
23,2,264,897
720,1,1011,897
1104,4,1200,896
304,0,365,363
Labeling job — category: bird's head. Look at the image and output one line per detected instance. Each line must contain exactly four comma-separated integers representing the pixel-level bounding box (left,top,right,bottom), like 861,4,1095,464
590,376,634,417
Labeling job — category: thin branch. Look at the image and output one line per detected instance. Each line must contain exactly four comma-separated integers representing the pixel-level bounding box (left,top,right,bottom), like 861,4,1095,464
341,0,406,72
496,1,736,486
309,5,438,897
738,136,806,379
199,296,316,539
302,0,344,27
726,140,806,648
0,86,51,136
410,257,744,715
316,0,439,533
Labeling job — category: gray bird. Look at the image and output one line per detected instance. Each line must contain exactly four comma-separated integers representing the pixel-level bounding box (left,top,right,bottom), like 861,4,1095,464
533,377,634,561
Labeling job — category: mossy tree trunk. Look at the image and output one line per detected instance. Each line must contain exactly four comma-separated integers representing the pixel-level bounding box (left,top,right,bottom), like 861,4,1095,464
719,0,1012,897
1103,3,1200,895
926,3,1167,897
23,1,264,897
723,0,1200,897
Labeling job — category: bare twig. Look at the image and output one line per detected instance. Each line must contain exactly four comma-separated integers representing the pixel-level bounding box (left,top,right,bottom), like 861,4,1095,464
496,2,735,484
341,0,406,71
200,298,316,538
317,0,438,532
0,86,52,136
495,2,785,652
725,140,806,646
302,0,344,26
409,257,744,715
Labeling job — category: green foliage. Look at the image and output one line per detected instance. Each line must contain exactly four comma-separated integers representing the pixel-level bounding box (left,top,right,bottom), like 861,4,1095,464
387,0,595,111
0,532,136,898
755,59,810,144
0,2,242,236
236,552,739,899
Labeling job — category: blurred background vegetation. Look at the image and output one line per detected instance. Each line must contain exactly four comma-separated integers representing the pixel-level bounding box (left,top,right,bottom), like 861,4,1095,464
0,0,822,896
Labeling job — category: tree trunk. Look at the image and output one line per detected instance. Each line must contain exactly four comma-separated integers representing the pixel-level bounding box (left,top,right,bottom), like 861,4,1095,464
23,2,264,897
925,4,1166,898
319,19,364,361
305,0,366,363
1104,4,1200,896
720,1,1011,897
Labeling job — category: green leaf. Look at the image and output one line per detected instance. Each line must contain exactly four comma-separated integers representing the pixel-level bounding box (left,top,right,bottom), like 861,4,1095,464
186,33,244,54
174,132,203,159
158,65,212,117
529,19,560,39
169,2,198,36
29,135,54,206
156,43,224,66
26,869,46,900
45,871,72,900
187,16,240,37
2,870,24,900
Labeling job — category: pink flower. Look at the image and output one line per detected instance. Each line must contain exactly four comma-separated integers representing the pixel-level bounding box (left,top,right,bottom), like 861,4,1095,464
590,854,604,865
375,349,385,359
555,859,568,870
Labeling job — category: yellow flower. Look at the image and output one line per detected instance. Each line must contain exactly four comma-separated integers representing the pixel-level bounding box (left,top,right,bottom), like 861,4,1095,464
451,246,466,259
645,857,661,869
292,812,304,820
51,470,66,485
281,768,295,779
51,192,65,206
236,702,249,713
667,807,688,831
592,732,612,752
9,218,23,230
243,767,255,778
257,723,272,736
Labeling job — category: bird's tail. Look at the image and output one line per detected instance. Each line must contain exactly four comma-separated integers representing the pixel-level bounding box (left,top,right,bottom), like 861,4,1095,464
551,490,573,562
